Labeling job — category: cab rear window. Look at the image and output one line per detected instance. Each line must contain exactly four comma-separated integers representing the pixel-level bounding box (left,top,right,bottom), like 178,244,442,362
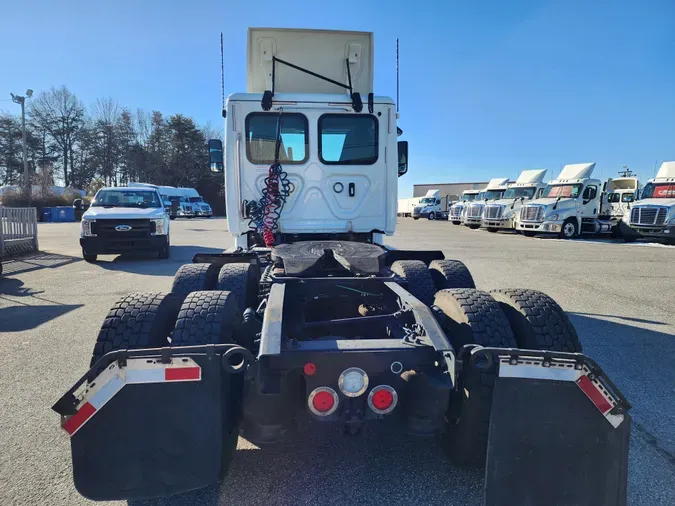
319,114,378,165
245,113,308,165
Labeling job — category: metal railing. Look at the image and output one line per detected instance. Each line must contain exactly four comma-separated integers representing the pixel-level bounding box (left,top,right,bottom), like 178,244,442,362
0,207,39,257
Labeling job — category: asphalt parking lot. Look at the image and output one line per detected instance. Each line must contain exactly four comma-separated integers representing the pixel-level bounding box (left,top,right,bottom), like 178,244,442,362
1,217,674,506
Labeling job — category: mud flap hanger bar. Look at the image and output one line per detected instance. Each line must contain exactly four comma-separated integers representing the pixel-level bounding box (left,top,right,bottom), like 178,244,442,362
261,56,367,112
459,345,632,427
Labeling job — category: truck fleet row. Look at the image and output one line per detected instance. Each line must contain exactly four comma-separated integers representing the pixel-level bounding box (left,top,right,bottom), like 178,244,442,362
408,162,674,243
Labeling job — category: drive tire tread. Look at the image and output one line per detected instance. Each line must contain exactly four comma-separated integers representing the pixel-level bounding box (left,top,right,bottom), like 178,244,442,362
433,289,516,468
91,292,181,366
488,288,582,352
429,259,476,289
171,263,219,296
172,290,241,346
217,263,255,313
391,260,436,305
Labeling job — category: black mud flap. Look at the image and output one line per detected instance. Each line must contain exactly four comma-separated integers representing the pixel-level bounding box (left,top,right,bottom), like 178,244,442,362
53,345,251,501
483,351,631,506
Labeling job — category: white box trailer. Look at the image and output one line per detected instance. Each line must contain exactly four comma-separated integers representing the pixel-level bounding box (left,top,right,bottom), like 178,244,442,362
397,197,422,217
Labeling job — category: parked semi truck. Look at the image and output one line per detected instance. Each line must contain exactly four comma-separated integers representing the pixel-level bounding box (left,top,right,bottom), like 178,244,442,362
412,189,448,220
449,189,482,225
480,169,547,232
623,161,675,243
53,28,630,505
606,168,641,219
516,162,636,239
463,178,510,229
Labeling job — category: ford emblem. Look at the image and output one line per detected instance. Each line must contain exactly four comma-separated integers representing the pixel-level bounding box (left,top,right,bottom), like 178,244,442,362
115,225,132,232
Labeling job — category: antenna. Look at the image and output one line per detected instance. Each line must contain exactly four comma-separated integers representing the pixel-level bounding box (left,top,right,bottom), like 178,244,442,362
221,32,226,118
396,38,400,113
653,160,658,178
618,165,636,178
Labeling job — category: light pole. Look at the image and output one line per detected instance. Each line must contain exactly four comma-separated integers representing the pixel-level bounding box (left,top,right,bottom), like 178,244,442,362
11,89,33,204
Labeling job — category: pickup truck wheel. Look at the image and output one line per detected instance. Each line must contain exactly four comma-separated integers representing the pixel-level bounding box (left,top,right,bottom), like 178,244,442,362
391,260,436,305
90,292,181,366
560,218,578,239
158,238,170,259
489,288,582,352
171,290,243,482
429,259,475,289
172,263,219,297
217,263,256,313
82,251,97,263
433,289,517,468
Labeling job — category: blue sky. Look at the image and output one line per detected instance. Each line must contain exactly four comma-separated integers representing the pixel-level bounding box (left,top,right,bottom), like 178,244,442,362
2,0,674,197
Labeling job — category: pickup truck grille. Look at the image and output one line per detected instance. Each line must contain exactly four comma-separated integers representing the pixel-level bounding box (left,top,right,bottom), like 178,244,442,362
484,205,504,219
450,205,463,218
93,219,152,239
466,203,484,218
520,205,544,222
630,206,667,226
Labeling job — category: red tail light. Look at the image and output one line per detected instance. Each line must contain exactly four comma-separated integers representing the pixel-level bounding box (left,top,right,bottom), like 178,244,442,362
308,387,338,416
368,385,398,414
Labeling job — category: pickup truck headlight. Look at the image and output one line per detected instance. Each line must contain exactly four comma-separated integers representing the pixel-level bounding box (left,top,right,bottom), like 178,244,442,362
151,218,167,235
546,213,559,221
81,219,96,237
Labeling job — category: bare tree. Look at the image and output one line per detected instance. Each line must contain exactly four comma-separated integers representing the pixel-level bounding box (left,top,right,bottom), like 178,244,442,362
29,86,85,186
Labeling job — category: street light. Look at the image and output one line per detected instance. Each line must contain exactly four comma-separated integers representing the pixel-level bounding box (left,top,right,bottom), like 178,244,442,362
10,89,32,204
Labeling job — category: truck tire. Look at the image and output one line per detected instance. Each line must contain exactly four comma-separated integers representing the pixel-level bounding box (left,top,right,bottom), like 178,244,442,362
172,291,241,346
560,218,578,239
171,263,219,296
489,288,582,352
428,212,436,220
90,292,182,366
433,289,517,468
486,228,498,233
82,251,97,263
391,260,436,305
217,263,255,313
158,237,170,259
522,231,536,237
468,224,480,230
171,290,243,483
452,221,460,226
429,259,476,289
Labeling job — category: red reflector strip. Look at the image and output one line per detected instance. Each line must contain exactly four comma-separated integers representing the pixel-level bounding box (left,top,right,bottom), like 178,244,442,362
165,366,201,382
576,375,612,414
63,402,96,435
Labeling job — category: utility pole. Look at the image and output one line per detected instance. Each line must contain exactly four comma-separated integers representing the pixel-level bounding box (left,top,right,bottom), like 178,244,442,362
11,89,33,204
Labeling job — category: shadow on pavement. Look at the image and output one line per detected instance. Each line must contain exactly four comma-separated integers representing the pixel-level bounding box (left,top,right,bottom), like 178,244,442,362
0,301,83,331
571,312,668,326
0,252,81,277
96,246,226,277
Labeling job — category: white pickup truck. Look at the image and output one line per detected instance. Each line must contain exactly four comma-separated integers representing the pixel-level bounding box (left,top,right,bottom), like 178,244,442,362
623,161,675,243
79,186,171,262
463,178,510,229
481,169,547,232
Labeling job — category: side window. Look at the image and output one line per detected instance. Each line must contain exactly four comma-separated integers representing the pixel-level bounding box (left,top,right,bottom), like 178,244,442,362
535,188,544,199
319,114,378,165
583,185,597,200
245,113,308,165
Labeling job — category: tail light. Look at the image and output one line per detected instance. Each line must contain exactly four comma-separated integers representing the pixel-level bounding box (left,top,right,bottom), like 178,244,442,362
308,387,339,416
368,385,398,414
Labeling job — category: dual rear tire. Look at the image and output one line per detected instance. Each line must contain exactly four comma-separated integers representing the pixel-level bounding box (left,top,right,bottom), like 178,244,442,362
390,259,475,305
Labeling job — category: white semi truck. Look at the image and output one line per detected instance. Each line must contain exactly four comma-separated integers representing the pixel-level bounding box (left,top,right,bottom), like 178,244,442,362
412,189,448,220
463,178,510,229
480,169,547,232
53,28,630,505
623,161,675,244
516,162,636,239
449,189,482,225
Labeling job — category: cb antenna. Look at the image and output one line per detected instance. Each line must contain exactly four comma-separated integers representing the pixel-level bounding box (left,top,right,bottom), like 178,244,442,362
396,38,400,113
618,165,636,178
221,32,226,118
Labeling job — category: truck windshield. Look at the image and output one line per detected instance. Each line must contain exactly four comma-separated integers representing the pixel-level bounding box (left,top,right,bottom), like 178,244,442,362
92,190,162,208
608,193,621,203
420,198,436,204
482,190,504,200
641,182,675,199
503,187,536,199
464,194,478,202
543,184,583,198
622,193,635,202
169,196,188,203
189,197,204,203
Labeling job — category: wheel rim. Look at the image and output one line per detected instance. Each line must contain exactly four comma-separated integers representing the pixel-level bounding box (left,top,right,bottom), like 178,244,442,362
429,213,435,220
564,222,575,237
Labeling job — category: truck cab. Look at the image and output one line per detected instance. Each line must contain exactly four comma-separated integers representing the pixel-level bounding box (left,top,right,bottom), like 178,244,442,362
606,177,640,218
624,161,675,243
412,190,447,220
481,169,547,232
449,189,481,225
463,178,509,229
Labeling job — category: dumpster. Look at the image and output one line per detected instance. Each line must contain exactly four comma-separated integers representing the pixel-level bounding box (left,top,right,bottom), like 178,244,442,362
51,206,75,222
42,208,54,222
